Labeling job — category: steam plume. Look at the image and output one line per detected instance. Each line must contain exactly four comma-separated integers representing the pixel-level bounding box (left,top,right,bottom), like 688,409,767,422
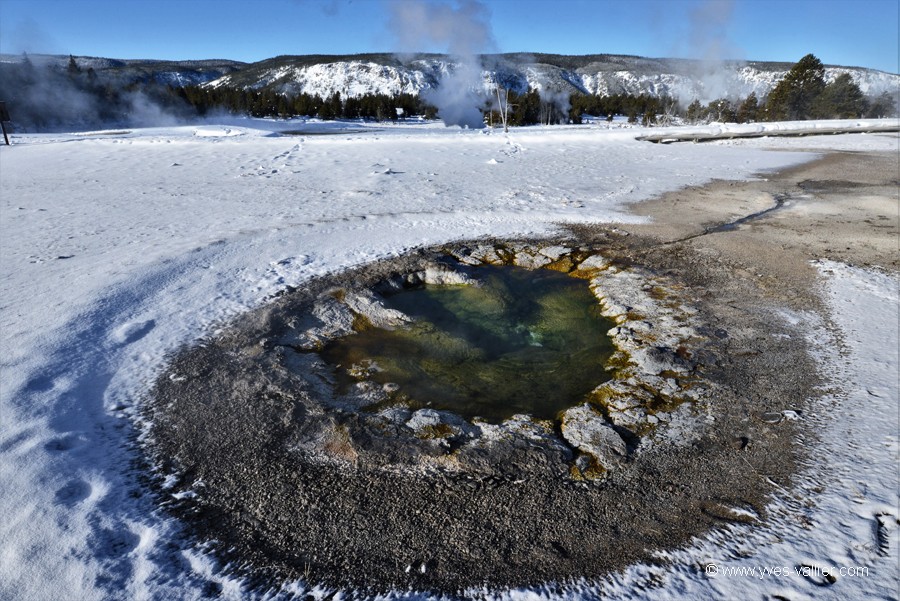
685,0,744,103
0,56,188,131
388,0,496,128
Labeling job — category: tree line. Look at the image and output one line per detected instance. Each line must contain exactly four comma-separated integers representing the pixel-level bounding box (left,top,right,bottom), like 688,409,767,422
171,84,677,127
173,85,436,121
0,53,895,131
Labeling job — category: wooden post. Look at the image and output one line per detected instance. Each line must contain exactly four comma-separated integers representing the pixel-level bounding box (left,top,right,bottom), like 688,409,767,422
494,83,510,133
0,102,10,145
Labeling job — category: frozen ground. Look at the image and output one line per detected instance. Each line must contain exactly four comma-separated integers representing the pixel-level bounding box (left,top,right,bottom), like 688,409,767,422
0,118,897,600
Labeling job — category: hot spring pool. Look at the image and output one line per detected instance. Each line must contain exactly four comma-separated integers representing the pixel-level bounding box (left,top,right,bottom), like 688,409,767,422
322,265,616,423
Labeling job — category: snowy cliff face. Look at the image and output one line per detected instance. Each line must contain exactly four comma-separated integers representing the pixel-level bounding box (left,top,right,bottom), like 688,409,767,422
206,55,899,102
824,67,897,94
272,61,433,98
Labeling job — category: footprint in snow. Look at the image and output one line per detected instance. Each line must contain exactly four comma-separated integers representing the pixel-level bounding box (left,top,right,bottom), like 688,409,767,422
110,319,155,346
273,255,312,267
274,143,301,160
25,375,55,392
700,500,759,524
89,527,141,558
44,433,85,453
54,479,92,507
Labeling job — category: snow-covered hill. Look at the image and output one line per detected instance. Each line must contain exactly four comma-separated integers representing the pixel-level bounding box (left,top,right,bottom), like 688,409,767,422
205,53,899,102
0,53,244,86
3,52,894,104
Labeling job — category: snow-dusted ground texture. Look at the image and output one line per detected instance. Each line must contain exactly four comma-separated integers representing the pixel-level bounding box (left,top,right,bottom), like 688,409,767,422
1,119,897,600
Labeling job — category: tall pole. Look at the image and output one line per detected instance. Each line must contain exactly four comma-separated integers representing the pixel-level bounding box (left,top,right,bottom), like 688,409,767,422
0,101,9,145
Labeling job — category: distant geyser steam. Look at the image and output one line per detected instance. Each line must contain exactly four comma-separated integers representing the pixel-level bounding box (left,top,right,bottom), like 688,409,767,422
388,0,496,128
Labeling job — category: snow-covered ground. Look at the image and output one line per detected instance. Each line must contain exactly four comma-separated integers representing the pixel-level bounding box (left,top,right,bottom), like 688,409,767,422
0,119,897,600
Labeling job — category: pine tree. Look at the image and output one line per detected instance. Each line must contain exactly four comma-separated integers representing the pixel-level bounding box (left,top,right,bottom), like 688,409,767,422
765,53,826,121
813,73,867,118
507,89,540,126
422,103,438,120
20,52,36,84
657,96,678,125
736,93,759,123
707,98,735,123
67,55,81,76
277,94,291,118
327,91,342,120
685,99,704,124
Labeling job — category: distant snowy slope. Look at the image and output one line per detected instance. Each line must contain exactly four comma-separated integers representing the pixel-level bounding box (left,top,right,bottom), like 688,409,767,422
4,52,894,105
226,60,433,98
0,53,244,87
204,53,900,102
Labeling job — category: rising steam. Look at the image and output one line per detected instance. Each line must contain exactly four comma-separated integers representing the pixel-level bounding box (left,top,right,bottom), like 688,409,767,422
0,55,191,131
685,0,745,103
387,0,496,128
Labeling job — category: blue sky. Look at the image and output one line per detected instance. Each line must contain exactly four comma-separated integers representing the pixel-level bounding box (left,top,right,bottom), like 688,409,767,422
0,0,897,72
